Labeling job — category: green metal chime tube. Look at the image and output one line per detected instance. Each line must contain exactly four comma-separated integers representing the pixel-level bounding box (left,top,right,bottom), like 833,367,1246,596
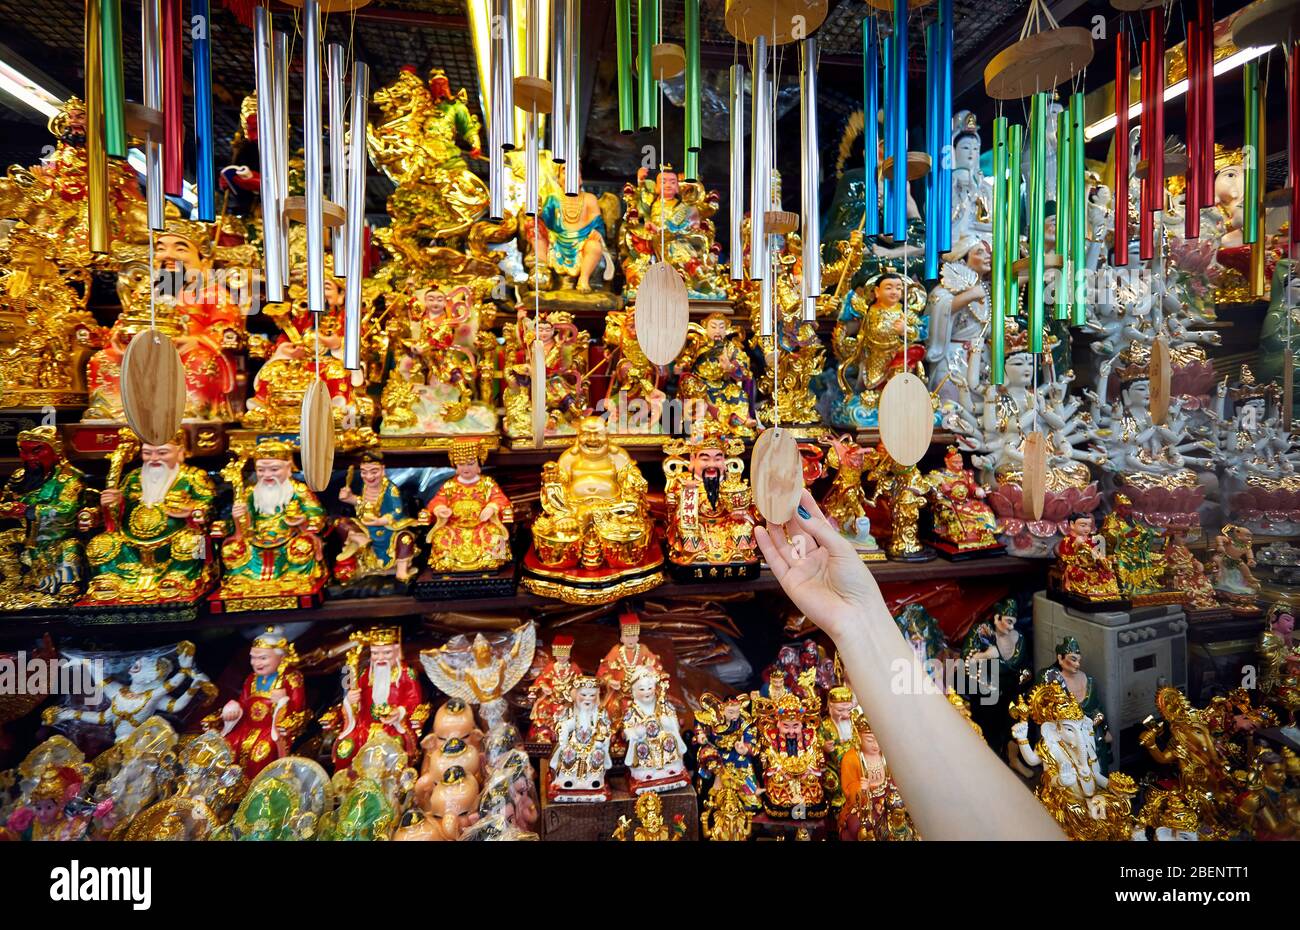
1028,93,1048,354
991,116,1008,384
101,0,127,158
1070,91,1086,327
1055,106,1071,322
1006,123,1023,330
684,0,701,178
1243,61,1260,246
637,0,657,131
615,0,634,133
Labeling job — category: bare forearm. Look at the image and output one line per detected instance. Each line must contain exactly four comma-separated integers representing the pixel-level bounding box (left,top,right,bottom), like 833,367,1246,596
834,603,1065,841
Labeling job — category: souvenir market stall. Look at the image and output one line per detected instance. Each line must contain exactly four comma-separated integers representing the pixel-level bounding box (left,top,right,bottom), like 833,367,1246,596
0,0,1296,845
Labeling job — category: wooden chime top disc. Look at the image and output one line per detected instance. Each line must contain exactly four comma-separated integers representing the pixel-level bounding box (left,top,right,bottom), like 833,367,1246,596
864,0,932,9
650,43,687,80
281,0,373,11
634,262,690,367
121,328,186,447
1136,152,1189,180
283,196,347,228
530,340,548,450
880,152,933,181
877,372,934,467
1021,431,1048,522
513,76,554,115
1149,335,1172,427
299,379,336,493
764,210,799,235
1109,0,1163,10
1232,0,1300,49
724,0,828,46
1013,252,1063,281
751,427,804,525
984,27,1094,100
123,102,163,138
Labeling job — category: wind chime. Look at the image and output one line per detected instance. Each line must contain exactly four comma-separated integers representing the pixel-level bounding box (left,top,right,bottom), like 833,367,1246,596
252,0,372,489
722,1,826,523
1233,0,1300,426
108,0,224,445
984,0,1093,519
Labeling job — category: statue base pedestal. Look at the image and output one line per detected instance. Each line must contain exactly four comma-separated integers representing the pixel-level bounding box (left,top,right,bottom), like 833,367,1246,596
72,590,207,624
751,813,831,840
1185,605,1235,623
1046,568,1130,613
413,563,517,600
666,558,759,584
538,760,699,840
928,537,1006,561
627,770,690,795
67,421,228,458
887,546,937,564
377,432,501,452
208,578,326,614
326,574,413,600
520,545,665,606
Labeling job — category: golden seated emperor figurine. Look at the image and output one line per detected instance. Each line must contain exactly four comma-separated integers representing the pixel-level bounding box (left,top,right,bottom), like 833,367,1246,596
521,417,664,604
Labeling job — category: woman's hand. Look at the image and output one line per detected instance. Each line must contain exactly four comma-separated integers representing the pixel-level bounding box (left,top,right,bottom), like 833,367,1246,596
754,490,883,642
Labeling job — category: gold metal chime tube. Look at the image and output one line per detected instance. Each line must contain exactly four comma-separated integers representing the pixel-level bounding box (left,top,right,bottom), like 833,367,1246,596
303,0,326,314
729,62,745,281
253,7,283,302
344,62,370,371
141,0,164,231
800,37,820,322
564,0,581,196
328,41,349,275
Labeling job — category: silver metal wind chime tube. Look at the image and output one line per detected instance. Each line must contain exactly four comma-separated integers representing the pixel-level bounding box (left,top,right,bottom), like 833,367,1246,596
273,29,291,288
253,6,283,302
487,0,505,220
142,0,164,231
523,0,540,217
344,62,369,371
328,41,348,275
551,0,568,164
749,36,768,282
729,63,745,281
564,0,581,196
800,37,821,322
499,0,515,147
303,0,326,314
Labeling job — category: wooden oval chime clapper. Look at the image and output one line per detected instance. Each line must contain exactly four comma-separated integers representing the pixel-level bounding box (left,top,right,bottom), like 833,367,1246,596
877,372,934,467
530,340,548,449
121,327,186,446
1021,429,1048,521
751,427,804,525
1149,334,1172,427
299,379,336,492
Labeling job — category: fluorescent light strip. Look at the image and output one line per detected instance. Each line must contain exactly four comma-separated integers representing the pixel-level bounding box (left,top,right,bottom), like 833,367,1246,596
1084,44,1274,141
0,58,61,118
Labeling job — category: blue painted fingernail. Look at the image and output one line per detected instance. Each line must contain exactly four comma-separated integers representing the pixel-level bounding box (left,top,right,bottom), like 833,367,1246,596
797,505,811,519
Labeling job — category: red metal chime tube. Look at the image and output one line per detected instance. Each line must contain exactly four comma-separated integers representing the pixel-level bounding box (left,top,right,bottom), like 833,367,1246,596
1199,0,1215,211
161,0,184,196
1150,6,1165,247
1114,28,1129,264
1139,32,1153,260
1185,14,1200,240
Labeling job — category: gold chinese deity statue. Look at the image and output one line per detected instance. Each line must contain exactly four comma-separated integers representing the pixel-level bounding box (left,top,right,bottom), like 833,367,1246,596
925,445,1001,557
612,791,687,840
1138,687,1235,836
864,443,932,561
123,731,247,840
754,670,828,820
1051,512,1124,608
601,307,669,435
1234,749,1300,840
1209,524,1261,613
829,270,929,429
79,429,216,608
620,665,689,795
675,313,758,436
620,164,729,301
838,715,915,841
319,732,418,841
1257,605,1300,724
818,435,885,560
211,439,329,608
0,427,89,609
0,223,101,409
378,282,498,437
502,308,591,443
333,451,419,589
245,257,377,444
522,417,663,604
524,164,622,309
527,634,581,743
1010,683,1137,841
85,219,251,422
1163,528,1222,615
421,438,513,574
1100,494,1175,605
662,422,759,579
547,674,615,803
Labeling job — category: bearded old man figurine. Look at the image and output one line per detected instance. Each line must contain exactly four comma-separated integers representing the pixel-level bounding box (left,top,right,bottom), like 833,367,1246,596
621,665,689,795
80,429,216,608
210,439,328,610
333,450,419,590
547,675,615,802
662,421,759,580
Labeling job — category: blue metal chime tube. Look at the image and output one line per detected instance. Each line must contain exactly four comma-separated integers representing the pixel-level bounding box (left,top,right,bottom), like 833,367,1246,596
923,20,940,281
937,0,953,253
191,0,215,221
862,14,879,236
889,0,908,242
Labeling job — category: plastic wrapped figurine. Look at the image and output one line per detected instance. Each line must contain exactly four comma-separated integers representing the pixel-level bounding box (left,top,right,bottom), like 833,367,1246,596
320,732,418,841
419,623,536,730
217,757,333,841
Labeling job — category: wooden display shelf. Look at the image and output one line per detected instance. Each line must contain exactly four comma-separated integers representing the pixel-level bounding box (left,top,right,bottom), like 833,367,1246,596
0,556,1045,640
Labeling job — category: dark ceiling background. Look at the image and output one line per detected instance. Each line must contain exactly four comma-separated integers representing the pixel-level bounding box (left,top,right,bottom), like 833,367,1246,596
0,0,1283,226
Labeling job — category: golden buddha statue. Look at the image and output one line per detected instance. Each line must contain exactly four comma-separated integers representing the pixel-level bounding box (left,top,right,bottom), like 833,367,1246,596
662,421,758,578
620,164,729,301
522,416,663,604
502,309,591,443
